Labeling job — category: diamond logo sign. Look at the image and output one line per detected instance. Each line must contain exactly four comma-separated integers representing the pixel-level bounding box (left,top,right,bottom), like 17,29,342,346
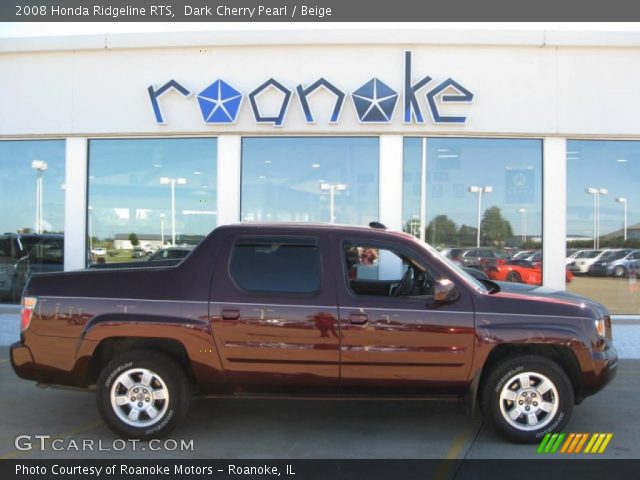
351,78,399,123
197,80,243,124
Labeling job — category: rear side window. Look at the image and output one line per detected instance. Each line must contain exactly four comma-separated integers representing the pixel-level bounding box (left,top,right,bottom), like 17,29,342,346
230,238,321,294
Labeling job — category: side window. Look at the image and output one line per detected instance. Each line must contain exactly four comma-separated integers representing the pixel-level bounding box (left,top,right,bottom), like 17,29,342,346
345,243,435,298
231,238,321,294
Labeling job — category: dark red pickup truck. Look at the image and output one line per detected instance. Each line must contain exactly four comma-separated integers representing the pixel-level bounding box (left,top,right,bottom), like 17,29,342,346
11,223,617,443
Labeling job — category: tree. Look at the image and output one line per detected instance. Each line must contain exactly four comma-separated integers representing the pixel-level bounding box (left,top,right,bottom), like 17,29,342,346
128,232,140,247
426,215,458,246
481,206,513,246
457,224,478,247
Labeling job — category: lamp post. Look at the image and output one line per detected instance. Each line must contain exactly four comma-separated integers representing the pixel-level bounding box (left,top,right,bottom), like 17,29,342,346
31,160,48,234
160,177,187,245
616,197,628,242
88,205,93,254
468,185,493,248
159,213,166,246
518,208,527,245
586,187,608,249
320,183,347,224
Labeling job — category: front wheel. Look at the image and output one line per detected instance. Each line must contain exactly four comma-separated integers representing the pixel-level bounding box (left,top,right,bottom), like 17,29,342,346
481,355,574,443
96,350,190,439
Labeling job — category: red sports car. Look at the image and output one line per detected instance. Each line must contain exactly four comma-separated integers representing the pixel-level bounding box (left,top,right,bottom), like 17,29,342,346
486,259,573,285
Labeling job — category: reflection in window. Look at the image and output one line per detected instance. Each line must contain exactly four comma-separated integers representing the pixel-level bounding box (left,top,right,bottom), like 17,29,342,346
241,137,379,225
403,137,543,285
566,140,640,314
0,140,65,303
344,243,435,297
88,138,217,265
231,239,321,294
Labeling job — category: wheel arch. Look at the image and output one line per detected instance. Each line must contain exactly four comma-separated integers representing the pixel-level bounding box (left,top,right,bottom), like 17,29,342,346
475,343,583,413
87,337,194,387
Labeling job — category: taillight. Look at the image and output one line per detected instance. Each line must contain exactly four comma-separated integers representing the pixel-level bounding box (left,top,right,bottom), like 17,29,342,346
21,296,37,332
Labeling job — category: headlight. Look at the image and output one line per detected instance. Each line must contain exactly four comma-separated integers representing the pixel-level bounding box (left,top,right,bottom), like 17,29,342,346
595,318,606,337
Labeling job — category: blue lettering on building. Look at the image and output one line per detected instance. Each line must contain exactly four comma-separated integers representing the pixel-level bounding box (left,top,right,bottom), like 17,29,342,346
148,52,473,126
147,80,192,124
248,78,292,127
296,78,345,124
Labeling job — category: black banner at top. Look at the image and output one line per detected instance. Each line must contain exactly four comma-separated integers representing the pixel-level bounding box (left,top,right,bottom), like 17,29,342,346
2,0,640,22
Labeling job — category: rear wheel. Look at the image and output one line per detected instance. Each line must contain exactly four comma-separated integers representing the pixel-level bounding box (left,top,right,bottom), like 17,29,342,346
506,271,522,283
613,265,626,278
96,350,190,439
481,355,574,443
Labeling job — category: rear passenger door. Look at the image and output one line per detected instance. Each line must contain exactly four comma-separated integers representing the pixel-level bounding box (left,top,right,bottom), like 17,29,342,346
209,233,340,392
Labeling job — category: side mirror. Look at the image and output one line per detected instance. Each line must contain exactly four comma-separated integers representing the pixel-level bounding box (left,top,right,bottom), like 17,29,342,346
434,279,459,303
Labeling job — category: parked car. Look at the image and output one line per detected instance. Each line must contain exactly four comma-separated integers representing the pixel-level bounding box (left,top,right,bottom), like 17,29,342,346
566,249,596,266
588,249,639,277
91,247,107,256
459,248,502,269
440,247,465,262
147,246,193,262
0,233,64,302
511,250,535,260
12,223,617,443
0,233,28,301
131,246,147,258
486,259,573,285
569,249,604,274
19,234,64,276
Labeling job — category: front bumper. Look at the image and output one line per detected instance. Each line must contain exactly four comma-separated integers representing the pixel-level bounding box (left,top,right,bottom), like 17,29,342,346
10,341,38,381
580,344,618,399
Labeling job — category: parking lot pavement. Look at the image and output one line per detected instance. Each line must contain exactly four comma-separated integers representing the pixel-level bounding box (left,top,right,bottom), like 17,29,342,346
0,346,638,460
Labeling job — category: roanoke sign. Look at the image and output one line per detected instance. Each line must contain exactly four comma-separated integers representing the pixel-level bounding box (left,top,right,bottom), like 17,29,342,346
148,51,473,127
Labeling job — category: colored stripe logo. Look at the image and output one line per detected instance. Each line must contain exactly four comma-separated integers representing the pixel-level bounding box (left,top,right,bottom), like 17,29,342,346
537,433,612,454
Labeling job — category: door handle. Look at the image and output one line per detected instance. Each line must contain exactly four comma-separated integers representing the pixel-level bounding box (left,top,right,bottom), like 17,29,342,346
221,308,241,320
349,313,369,325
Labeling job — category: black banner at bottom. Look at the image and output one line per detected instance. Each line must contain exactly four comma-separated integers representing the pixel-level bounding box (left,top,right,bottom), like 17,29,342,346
3,459,639,480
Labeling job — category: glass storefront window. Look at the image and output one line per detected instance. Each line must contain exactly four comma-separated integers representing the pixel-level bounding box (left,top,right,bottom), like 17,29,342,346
241,137,379,225
566,140,640,314
87,138,217,265
403,137,543,285
0,140,65,303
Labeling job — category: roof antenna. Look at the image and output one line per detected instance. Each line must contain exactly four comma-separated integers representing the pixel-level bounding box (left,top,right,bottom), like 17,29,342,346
369,221,387,230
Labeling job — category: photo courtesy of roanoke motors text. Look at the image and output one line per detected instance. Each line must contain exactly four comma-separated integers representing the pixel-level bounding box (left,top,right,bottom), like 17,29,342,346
1,1,640,479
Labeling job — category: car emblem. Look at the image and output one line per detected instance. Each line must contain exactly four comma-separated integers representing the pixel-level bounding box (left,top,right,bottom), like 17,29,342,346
351,78,398,123
197,80,243,124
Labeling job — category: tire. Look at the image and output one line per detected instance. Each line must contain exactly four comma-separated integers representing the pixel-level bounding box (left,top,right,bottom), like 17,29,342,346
506,271,522,283
96,350,190,439
613,266,626,278
481,355,574,443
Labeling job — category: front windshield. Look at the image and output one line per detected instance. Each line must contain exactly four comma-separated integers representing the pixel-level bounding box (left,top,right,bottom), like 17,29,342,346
584,250,602,258
412,237,489,292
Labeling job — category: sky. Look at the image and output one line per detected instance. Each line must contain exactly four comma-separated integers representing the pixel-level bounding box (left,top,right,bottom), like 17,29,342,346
2,22,640,38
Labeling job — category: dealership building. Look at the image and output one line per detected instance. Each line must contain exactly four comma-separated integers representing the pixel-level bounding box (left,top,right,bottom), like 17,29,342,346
0,27,639,323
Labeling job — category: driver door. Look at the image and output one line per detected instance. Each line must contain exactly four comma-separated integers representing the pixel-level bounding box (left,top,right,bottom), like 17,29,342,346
337,239,475,391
